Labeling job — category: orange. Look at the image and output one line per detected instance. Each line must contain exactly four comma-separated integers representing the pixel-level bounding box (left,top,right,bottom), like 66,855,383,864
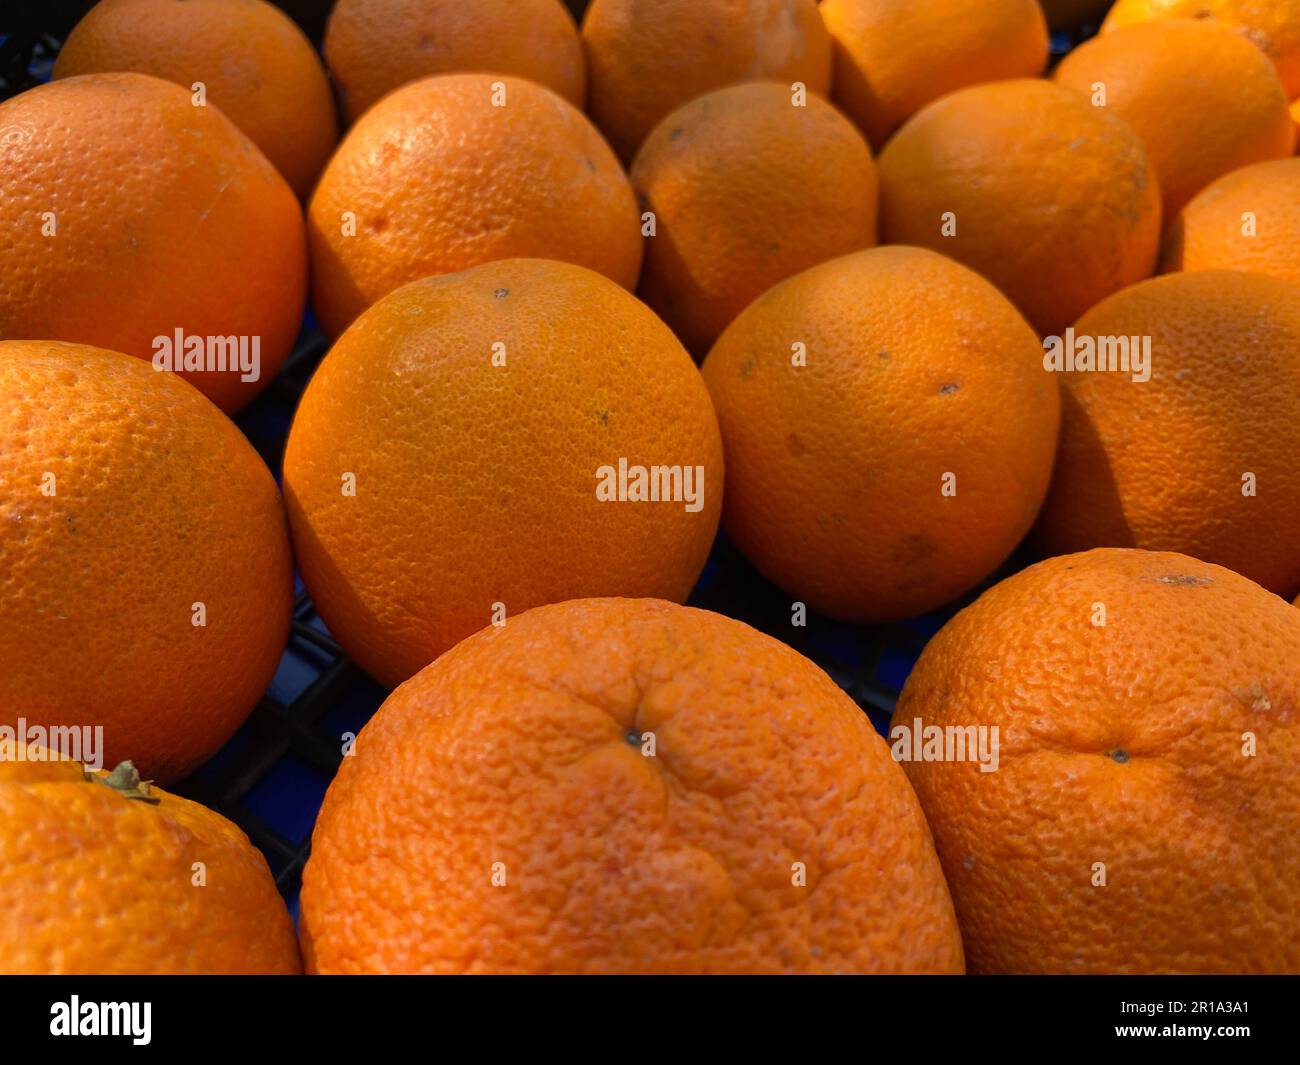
1034,270,1300,599
0,752,299,974
1103,0,1300,98
0,73,305,413
283,259,723,689
1161,157,1300,285
582,0,832,162
307,74,642,339
53,0,338,199
324,0,585,125
300,597,963,974
894,547,1300,973
820,0,1048,149
630,81,877,357
1054,19,1294,218
0,341,294,784
1293,97,1300,148
701,246,1060,621
878,80,1161,336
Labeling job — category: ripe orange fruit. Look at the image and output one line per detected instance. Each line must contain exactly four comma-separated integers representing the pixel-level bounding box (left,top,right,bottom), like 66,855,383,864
895,547,1300,973
878,79,1161,336
1034,270,1300,599
0,752,299,974
1103,0,1300,98
1054,19,1294,218
1292,97,1300,147
820,0,1048,148
631,81,877,357
582,0,832,162
0,341,294,784
0,73,305,413
324,0,585,125
307,74,642,339
701,246,1059,621
1161,157,1300,285
300,597,963,974
53,0,338,199
283,260,723,689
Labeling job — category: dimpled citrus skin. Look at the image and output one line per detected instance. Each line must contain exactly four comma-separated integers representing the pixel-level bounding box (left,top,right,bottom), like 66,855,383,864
1104,0,1300,98
307,74,642,339
820,0,1048,149
631,81,877,357
1161,157,1300,285
582,0,832,163
1054,19,1294,218
325,0,585,125
300,597,964,974
283,260,723,689
701,246,1059,622
878,79,1161,337
894,548,1300,974
0,341,293,783
53,0,338,199
0,752,299,974
0,73,305,414
1034,271,1300,600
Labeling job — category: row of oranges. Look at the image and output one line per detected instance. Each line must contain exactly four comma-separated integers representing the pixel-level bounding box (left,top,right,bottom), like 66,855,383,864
2,0,1300,973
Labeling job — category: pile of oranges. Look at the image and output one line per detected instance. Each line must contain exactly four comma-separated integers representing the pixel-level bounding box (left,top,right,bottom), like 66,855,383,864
1,0,1298,975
